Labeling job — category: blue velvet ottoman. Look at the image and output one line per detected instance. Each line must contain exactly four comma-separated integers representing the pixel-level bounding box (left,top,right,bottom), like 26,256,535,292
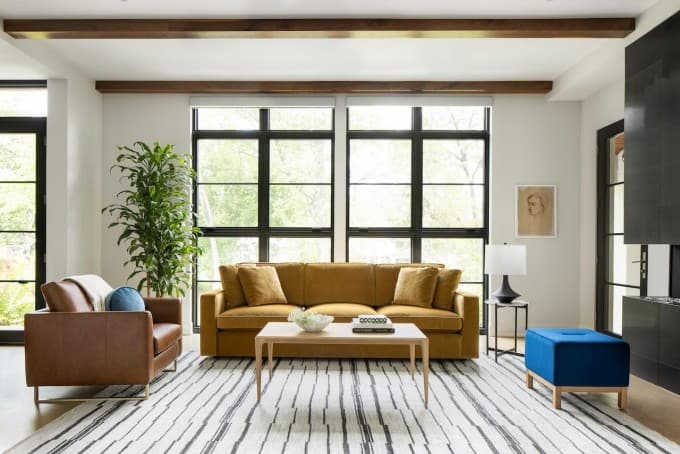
525,328,630,409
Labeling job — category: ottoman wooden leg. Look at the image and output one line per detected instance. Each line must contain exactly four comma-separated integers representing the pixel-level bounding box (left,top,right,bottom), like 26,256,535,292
526,371,534,389
618,388,628,410
553,388,562,409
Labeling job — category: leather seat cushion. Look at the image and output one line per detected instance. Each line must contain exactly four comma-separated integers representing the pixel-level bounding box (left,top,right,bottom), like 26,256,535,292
377,305,462,332
153,323,182,355
306,303,376,318
217,304,298,330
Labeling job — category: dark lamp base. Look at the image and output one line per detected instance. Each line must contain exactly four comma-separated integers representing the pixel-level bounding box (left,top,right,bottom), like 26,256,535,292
491,275,521,304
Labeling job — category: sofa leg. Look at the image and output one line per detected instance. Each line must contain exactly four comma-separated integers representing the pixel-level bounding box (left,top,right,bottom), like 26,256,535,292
526,371,534,389
552,388,562,409
618,388,628,410
34,387,39,406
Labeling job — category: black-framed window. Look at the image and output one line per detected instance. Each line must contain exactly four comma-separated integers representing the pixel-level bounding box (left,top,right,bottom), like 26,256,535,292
0,80,47,344
191,107,334,331
346,105,489,321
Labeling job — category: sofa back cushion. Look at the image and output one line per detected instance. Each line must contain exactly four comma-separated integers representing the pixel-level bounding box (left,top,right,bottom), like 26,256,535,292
374,263,443,306
220,262,305,308
304,263,375,306
41,281,93,312
432,269,463,311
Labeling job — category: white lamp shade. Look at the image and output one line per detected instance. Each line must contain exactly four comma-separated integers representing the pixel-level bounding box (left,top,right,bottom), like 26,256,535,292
485,244,526,276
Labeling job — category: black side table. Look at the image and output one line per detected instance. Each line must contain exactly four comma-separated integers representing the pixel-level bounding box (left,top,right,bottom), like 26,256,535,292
484,299,529,362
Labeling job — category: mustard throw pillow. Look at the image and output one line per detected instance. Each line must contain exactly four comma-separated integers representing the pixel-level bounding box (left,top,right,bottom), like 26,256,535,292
238,266,288,306
432,269,463,311
392,267,438,308
219,265,247,309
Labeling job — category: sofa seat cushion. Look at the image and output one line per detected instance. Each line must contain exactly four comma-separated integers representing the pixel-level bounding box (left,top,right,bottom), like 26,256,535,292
377,305,462,332
153,323,182,355
217,304,298,330
306,303,376,319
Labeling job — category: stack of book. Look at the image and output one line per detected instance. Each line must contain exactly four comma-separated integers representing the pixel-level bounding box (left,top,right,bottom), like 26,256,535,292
352,314,395,333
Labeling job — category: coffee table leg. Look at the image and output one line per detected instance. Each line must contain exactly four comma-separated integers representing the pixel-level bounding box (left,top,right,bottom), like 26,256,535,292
255,339,262,402
409,344,415,378
267,342,273,379
422,339,429,408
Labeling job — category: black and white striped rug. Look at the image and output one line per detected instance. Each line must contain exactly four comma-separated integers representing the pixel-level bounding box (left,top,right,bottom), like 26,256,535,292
11,351,678,453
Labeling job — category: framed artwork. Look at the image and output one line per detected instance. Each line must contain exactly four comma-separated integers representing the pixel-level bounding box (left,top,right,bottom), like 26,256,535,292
515,185,556,238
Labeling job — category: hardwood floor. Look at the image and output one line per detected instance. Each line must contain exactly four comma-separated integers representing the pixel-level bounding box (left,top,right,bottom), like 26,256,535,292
0,335,678,451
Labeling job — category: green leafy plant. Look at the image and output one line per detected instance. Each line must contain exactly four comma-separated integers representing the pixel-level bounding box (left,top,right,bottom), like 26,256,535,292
103,141,202,297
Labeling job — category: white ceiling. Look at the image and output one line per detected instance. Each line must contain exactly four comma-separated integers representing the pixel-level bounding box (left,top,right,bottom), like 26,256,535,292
0,0,662,99
0,0,657,19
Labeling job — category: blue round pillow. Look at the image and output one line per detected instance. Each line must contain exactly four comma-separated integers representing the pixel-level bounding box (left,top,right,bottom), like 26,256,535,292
105,287,145,311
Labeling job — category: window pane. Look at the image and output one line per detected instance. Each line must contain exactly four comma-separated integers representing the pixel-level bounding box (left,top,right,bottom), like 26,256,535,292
0,282,35,328
349,106,412,130
348,237,411,263
421,238,484,282
269,108,333,130
197,108,259,130
0,233,35,280
608,236,640,286
269,237,331,262
0,134,35,180
197,140,258,183
270,185,331,227
198,185,258,227
609,134,624,184
197,237,258,280
270,140,331,183
423,185,484,228
0,184,35,230
422,106,485,130
350,140,411,183
608,185,624,233
0,89,47,117
423,140,484,184
350,185,410,227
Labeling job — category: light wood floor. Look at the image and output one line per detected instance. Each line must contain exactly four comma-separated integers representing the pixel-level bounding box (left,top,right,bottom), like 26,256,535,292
1,335,678,452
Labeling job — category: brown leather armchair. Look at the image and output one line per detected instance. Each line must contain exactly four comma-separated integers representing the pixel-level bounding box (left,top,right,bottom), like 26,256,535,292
25,279,182,404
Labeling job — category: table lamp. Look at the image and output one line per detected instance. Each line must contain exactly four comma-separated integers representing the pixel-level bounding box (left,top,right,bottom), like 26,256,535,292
485,244,526,304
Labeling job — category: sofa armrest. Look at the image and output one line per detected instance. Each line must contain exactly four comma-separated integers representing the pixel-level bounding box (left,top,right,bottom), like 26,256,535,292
24,311,154,386
453,291,480,358
144,297,182,325
200,289,225,356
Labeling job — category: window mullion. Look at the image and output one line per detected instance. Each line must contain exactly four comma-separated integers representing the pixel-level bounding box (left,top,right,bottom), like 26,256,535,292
412,107,423,263
258,108,269,261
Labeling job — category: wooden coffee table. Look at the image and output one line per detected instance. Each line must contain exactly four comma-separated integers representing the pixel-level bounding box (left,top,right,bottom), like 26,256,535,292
254,322,430,406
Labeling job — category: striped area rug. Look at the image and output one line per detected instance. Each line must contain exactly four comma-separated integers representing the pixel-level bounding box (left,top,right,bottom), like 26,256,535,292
10,351,678,454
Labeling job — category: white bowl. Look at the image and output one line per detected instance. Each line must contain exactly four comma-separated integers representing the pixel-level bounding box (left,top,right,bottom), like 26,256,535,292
288,309,334,332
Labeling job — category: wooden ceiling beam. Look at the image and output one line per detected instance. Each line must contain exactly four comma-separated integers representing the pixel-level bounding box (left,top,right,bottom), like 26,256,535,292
4,18,635,39
94,80,553,94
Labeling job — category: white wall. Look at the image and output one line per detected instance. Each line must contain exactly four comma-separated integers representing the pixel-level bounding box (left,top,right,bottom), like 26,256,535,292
101,94,192,329
490,95,582,334
46,77,103,280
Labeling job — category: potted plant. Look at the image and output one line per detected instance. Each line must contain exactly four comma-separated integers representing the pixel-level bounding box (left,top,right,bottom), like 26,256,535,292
103,141,202,297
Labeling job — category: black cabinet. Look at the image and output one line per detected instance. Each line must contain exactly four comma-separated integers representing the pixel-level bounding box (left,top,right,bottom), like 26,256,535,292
623,296,680,394
624,10,680,244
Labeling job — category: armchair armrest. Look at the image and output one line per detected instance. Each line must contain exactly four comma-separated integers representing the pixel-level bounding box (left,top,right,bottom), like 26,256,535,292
144,297,182,325
200,289,225,356
24,311,154,386
454,291,480,358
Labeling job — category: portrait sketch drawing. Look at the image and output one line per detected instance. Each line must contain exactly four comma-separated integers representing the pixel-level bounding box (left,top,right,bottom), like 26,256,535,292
516,185,556,237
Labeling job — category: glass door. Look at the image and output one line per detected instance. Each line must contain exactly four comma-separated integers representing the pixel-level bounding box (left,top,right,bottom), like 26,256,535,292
0,118,46,344
596,120,646,335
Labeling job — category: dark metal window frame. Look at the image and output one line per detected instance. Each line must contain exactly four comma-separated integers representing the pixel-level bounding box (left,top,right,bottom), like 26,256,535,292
191,107,335,332
346,106,490,332
0,89,47,344
595,119,647,337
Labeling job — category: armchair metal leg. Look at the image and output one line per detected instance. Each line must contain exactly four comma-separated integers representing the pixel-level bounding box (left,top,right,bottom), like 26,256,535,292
164,359,177,372
33,384,150,404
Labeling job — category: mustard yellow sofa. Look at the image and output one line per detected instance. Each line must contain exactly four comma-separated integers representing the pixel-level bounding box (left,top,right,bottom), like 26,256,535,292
200,263,479,359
